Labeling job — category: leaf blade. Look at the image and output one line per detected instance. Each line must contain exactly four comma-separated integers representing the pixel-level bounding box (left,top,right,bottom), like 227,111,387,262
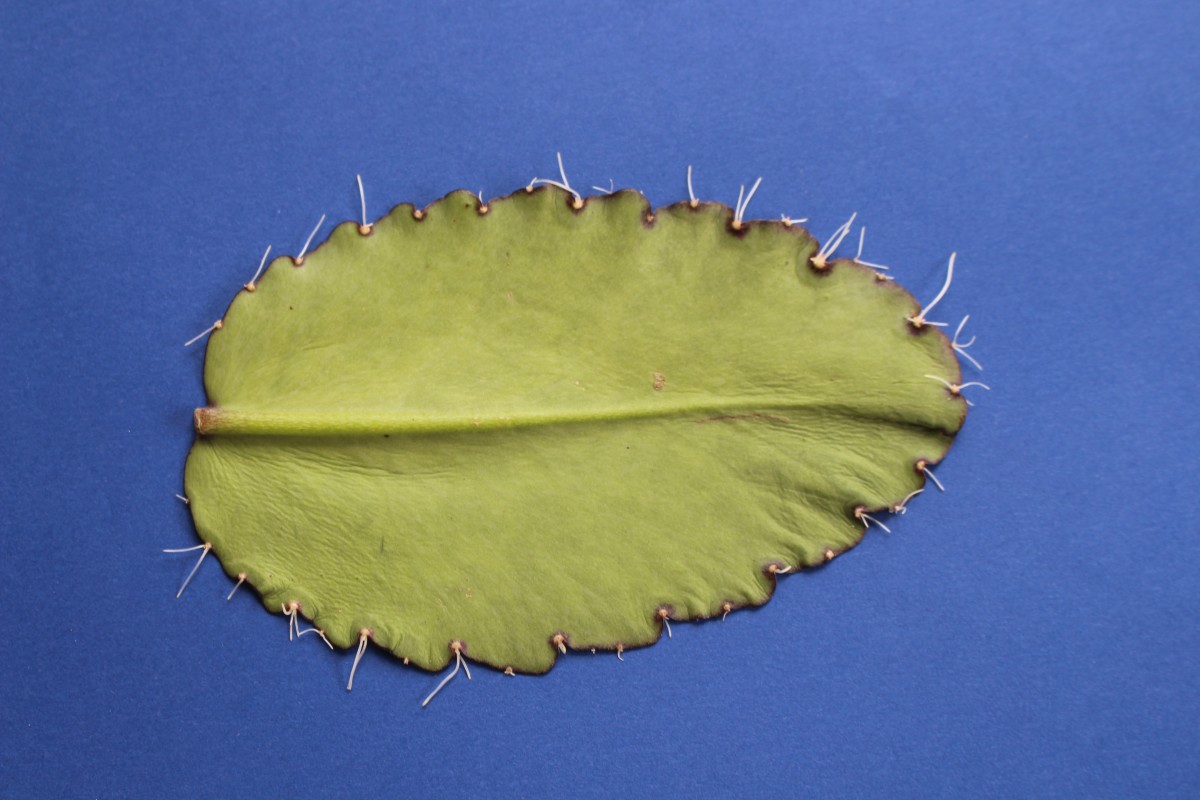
186,187,965,672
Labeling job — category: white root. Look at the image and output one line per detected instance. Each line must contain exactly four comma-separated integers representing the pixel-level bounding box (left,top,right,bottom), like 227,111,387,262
163,543,211,598
282,602,299,641
528,152,582,206
812,212,858,267
346,630,370,691
421,644,470,708
853,227,889,270
952,315,984,371
245,244,272,290
921,464,945,492
226,573,246,601
732,177,763,229
298,627,334,649
356,175,370,231
925,374,991,406
184,321,222,348
892,488,924,514
909,253,956,328
856,511,892,534
295,214,327,263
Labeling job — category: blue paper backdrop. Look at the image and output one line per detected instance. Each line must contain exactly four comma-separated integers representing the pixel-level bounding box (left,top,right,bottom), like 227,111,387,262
2,1,1197,797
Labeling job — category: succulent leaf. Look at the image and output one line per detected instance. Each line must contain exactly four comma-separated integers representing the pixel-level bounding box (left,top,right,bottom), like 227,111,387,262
185,186,965,674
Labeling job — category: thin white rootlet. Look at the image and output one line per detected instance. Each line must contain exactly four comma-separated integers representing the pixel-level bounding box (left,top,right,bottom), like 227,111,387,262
892,488,924,514
854,227,889,271
733,177,763,228
422,645,471,708
347,630,370,691
909,253,956,328
953,315,984,371
163,543,210,598
925,374,991,406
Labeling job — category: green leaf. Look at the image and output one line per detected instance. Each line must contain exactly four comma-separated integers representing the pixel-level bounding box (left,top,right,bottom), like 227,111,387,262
184,187,965,674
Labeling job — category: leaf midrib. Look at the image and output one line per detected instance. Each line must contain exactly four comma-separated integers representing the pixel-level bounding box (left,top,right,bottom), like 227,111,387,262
194,394,950,437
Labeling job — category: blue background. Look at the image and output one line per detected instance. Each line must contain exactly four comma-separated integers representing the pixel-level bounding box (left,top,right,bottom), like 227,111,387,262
2,1,1197,797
